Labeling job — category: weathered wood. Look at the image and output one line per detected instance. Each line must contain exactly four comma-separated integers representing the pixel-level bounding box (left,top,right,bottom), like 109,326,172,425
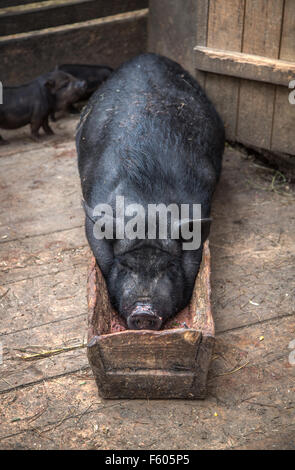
280,0,295,62
0,9,148,85
207,0,245,51
243,0,284,59
204,0,245,140
194,0,209,86
148,0,198,76
236,0,284,151
194,46,295,87
0,0,48,6
0,0,148,36
87,241,214,399
271,85,295,155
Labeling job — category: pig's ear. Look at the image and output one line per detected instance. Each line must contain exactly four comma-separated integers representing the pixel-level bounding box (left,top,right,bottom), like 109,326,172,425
45,79,55,89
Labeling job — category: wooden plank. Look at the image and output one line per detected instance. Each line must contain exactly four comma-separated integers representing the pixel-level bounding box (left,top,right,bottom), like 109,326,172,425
204,0,244,140
204,73,240,140
0,0,148,37
148,0,198,76
1,0,48,8
87,242,214,398
237,81,275,152
271,0,295,155
207,0,245,51
194,46,295,86
271,85,295,154
243,0,284,59
0,0,48,6
0,9,148,85
280,0,295,61
236,0,284,151
194,0,209,86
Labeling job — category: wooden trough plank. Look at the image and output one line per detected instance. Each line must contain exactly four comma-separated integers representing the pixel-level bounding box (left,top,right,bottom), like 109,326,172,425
0,9,148,85
0,0,149,37
194,47,295,87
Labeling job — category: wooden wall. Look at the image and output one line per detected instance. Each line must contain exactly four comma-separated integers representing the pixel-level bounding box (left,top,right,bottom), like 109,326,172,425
149,0,295,156
0,0,149,85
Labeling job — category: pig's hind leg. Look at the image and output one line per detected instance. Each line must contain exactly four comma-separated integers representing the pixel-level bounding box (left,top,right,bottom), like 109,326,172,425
42,117,54,135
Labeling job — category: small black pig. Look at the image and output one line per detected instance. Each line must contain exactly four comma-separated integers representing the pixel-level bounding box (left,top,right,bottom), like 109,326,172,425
77,53,224,330
56,64,113,112
0,70,86,142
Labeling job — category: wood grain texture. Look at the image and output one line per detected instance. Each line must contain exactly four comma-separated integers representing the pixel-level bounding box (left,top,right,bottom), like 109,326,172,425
194,46,295,86
271,85,295,154
0,9,148,86
87,242,214,399
204,0,245,140
237,0,284,151
148,0,198,76
0,0,148,37
207,0,245,51
237,80,276,150
280,0,295,61
243,0,284,59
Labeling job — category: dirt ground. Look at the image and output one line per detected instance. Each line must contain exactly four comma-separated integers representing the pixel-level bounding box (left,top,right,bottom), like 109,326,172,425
0,116,294,450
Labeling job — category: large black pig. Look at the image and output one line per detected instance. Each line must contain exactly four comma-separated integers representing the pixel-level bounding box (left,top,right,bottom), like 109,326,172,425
77,53,224,330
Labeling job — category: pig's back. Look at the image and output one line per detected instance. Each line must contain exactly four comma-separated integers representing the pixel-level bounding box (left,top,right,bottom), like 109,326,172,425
77,53,224,209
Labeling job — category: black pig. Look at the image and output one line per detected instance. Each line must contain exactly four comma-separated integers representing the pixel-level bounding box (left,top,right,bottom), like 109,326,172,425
77,53,224,330
0,70,86,142
55,64,113,114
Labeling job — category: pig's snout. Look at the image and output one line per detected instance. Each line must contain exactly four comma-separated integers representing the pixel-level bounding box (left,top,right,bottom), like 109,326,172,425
127,303,162,330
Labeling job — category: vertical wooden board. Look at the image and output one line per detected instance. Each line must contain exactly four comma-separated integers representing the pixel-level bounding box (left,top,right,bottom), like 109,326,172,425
205,73,240,140
205,0,244,139
243,0,284,58
271,85,295,155
238,0,284,151
207,0,245,51
148,0,198,76
280,0,295,61
195,0,209,87
237,80,276,149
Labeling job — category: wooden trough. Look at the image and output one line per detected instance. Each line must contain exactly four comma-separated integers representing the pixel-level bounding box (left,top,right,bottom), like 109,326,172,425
87,241,214,399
